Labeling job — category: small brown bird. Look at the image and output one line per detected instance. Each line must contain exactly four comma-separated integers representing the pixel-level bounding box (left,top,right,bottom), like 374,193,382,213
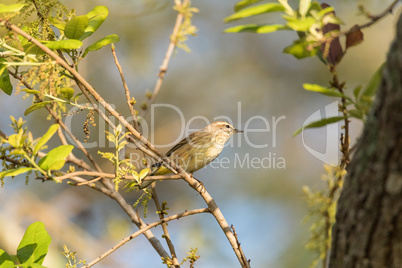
140,121,243,188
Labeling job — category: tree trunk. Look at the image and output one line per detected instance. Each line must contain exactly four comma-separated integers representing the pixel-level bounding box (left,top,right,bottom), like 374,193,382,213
329,14,402,268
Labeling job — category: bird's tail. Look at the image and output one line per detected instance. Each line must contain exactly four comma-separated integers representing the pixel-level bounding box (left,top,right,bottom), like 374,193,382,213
138,162,173,189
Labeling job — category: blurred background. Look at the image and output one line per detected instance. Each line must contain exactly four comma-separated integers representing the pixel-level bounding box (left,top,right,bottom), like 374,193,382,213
0,0,399,267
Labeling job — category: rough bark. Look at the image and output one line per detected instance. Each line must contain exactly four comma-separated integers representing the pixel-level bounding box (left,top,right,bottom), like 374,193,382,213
329,14,402,268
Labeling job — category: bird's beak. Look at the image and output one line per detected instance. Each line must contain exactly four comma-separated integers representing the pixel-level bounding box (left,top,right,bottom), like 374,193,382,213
235,129,244,133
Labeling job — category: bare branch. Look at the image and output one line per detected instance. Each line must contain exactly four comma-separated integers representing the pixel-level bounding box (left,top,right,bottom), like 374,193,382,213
151,185,180,266
355,0,400,31
111,45,139,130
140,0,190,118
83,208,210,268
53,171,181,182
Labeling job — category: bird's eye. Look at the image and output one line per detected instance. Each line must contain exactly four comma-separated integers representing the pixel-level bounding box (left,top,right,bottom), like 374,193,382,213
226,125,230,128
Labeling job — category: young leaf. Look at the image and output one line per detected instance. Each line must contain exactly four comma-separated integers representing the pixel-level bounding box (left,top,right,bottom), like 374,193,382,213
303,83,347,98
33,124,59,155
234,0,263,12
17,222,51,265
224,3,284,22
361,63,384,98
23,42,46,56
293,116,345,136
80,6,109,40
7,133,22,148
44,40,83,50
24,101,53,116
353,85,362,100
285,16,316,31
348,109,364,120
299,0,311,17
0,60,12,95
0,167,34,179
0,249,13,268
60,87,74,100
139,168,150,180
38,145,74,171
64,15,89,39
283,40,318,59
22,89,40,95
0,3,25,13
278,0,294,16
49,17,65,31
224,24,289,33
83,34,119,57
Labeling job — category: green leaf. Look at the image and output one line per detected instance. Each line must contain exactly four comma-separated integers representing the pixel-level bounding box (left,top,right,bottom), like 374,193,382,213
348,109,364,120
24,101,53,116
224,24,289,33
0,249,14,268
303,83,347,98
80,6,109,40
299,0,311,17
23,42,46,56
278,0,294,16
83,34,119,57
361,63,384,98
49,17,65,31
33,124,59,155
60,87,74,100
17,222,51,265
38,145,74,171
139,168,150,180
224,3,284,22
0,59,12,95
44,40,83,50
353,85,362,100
71,93,83,103
64,15,89,39
234,0,263,12
285,16,316,31
0,167,34,179
293,116,345,136
7,132,21,148
22,89,40,95
0,3,25,13
283,40,318,59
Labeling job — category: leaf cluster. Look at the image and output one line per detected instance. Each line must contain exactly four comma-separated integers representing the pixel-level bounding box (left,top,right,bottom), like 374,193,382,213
1,118,73,184
0,222,51,268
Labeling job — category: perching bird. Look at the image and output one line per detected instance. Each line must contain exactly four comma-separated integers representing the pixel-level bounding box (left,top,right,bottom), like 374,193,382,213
140,121,243,188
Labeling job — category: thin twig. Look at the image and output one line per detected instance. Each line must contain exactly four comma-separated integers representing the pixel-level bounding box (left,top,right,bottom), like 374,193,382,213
354,0,400,32
140,0,189,118
53,171,181,182
76,176,102,185
83,208,210,268
111,45,139,130
231,225,250,267
151,184,180,267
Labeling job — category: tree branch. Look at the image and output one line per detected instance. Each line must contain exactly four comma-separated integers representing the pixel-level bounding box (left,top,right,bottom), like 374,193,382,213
83,208,210,268
151,184,180,267
111,45,139,130
140,0,189,118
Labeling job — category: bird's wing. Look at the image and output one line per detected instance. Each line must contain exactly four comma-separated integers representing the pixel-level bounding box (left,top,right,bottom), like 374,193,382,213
166,132,197,157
